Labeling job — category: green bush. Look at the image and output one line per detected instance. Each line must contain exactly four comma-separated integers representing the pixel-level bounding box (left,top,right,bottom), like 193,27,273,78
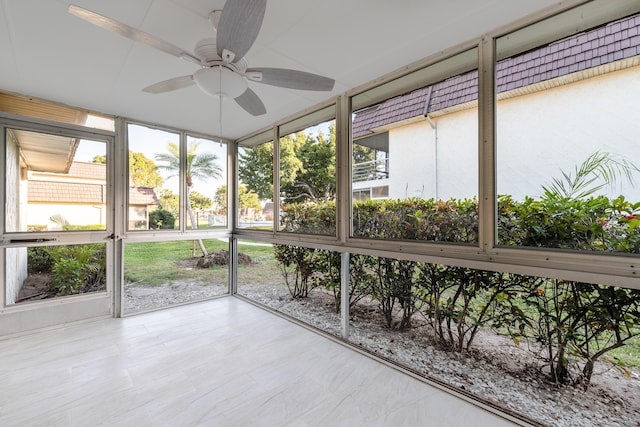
149,208,176,229
44,244,107,296
275,195,640,387
49,257,84,295
27,247,54,274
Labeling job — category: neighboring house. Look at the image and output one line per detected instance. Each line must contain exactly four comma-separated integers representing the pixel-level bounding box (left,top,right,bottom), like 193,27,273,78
127,186,160,230
352,13,640,202
27,162,108,229
27,162,159,230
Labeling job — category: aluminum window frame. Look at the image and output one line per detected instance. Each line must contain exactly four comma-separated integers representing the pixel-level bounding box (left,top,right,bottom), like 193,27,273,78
233,0,640,288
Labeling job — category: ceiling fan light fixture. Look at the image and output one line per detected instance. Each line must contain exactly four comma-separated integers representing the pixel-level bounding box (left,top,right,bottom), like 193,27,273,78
193,67,247,98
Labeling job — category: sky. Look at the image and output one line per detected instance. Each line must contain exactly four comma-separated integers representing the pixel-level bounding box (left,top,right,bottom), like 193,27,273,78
73,118,227,200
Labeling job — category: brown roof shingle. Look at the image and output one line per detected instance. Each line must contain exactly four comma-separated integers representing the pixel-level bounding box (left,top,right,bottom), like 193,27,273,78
353,13,640,139
129,187,159,206
28,181,105,203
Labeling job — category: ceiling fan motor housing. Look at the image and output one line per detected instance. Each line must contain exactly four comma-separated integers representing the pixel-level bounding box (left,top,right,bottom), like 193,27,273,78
193,67,248,98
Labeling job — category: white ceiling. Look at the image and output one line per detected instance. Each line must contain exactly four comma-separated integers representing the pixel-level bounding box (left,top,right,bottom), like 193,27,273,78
0,0,561,140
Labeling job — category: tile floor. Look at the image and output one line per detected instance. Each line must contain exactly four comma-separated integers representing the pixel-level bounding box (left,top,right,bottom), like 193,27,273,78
0,297,525,426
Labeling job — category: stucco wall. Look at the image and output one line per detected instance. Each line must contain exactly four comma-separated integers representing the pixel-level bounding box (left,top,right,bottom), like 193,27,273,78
387,66,640,202
26,203,106,229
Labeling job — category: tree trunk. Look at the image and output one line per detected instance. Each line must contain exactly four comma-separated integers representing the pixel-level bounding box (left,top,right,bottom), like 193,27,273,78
186,187,208,257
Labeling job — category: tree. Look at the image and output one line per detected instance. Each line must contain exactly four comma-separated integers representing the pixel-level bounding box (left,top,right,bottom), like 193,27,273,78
155,141,222,256
93,151,163,189
281,126,336,203
238,124,337,204
189,191,213,211
214,184,261,215
158,189,178,217
238,143,275,201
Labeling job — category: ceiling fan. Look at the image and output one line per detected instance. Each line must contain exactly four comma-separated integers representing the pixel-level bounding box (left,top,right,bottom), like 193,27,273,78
68,0,335,116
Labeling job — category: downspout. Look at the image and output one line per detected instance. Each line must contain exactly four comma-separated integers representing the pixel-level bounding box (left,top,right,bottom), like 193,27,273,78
423,86,438,199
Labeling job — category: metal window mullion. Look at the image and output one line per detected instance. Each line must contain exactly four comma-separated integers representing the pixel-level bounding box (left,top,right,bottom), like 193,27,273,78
180,131,187,232
341,251,350,338
273,126,280,236
112,117,127,317
229,141,238,295
478,36,497,253
337,95,351,243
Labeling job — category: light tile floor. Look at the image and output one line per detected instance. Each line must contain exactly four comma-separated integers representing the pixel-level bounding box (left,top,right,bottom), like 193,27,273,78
0,297,524,426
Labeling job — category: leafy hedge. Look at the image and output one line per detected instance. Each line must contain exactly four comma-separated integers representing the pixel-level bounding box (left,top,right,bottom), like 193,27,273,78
275,196,640,386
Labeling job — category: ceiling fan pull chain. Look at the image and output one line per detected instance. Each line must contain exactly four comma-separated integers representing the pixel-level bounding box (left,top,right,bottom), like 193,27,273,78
219,65,223,146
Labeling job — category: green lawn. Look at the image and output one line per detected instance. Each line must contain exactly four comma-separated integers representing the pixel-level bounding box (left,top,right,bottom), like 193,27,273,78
124,239,280,287
124,239,228,286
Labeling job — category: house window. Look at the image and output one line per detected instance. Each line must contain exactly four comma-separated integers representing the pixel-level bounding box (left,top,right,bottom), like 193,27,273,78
350,48,479,243
495,7,640,255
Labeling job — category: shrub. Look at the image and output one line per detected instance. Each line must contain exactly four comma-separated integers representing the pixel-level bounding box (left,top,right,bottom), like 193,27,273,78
275,195,640,387
27,246,54,274
49,257,84,295
149,208,176,229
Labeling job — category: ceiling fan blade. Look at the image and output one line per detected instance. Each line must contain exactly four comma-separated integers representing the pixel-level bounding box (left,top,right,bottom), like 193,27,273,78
142,75,195,94
246,68,335,91
68,4,201,65
235,88,267,116
216,0,266,63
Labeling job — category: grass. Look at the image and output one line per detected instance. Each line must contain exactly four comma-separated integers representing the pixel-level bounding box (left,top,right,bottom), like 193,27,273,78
607,336,640,369
124,239,228,286
124,239,283,287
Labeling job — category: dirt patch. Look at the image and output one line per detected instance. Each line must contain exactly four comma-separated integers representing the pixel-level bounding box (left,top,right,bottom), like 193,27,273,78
16,273,55,302
196,250,253,268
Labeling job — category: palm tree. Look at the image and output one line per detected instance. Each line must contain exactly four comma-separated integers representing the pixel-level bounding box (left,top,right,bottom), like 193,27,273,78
155,141,222,256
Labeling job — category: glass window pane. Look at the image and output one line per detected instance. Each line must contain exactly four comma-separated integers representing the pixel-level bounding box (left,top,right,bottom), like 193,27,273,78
5,128,107,232
351,49,478,244
186,135,227,229
278,114,337,236
347,255,640,426
238,141,274,231
496,8,640,254
127,123,179,231
5,243,107,305
123,238,229,314
237,240,342,337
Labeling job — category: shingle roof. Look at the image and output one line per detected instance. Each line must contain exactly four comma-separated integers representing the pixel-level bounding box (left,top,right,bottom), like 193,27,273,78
353,12,640,139
28,181,105,203
66,162,106,180
129,186,159,206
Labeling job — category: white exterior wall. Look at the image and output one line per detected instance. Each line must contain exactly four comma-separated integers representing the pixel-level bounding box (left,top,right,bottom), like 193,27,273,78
389,108,478,200
27,204,106,229
387,66,640,202
496,67,640,201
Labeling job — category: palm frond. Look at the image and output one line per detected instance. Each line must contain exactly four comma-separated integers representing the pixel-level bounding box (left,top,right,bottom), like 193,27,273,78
542,151,640,199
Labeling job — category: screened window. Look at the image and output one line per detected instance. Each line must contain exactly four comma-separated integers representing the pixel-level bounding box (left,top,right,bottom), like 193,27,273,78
496,3,640,255
238,136,274,231
185,135,227,230
350,48,479,243
127,123,179,231
278,106,337,236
